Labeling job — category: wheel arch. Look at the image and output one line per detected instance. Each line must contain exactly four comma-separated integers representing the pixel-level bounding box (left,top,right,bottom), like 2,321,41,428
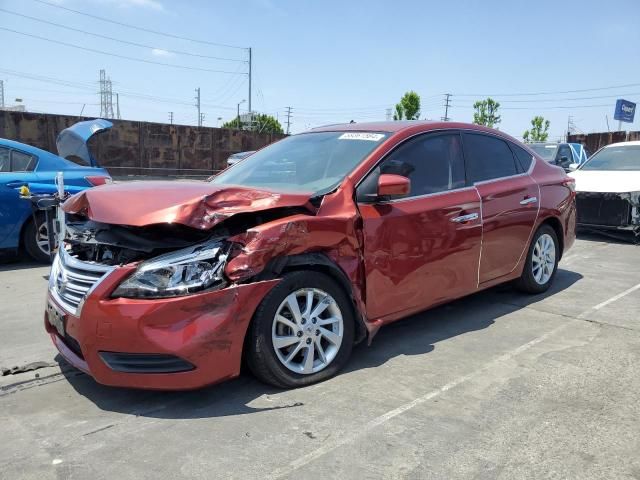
251,253,368,344
539,216,564,260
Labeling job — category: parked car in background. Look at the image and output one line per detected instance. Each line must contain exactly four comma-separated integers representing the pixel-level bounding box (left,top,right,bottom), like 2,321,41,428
569,141,640,236
528,142,590,172
226,150,255,168
47,121,575,390
0,119,112,262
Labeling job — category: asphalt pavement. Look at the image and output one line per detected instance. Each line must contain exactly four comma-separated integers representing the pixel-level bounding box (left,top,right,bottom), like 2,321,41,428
1,234,639,479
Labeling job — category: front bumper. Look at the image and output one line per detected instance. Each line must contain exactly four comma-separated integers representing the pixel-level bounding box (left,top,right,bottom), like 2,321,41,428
576,191,640,231
45,262,279,390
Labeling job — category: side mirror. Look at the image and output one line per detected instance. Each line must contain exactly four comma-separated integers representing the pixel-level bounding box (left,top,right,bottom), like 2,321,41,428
377,174,410,198
560,155,570,165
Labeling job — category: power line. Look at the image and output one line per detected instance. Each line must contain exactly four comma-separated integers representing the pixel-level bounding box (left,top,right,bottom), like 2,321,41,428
453,103,613,110
0,8,248,63
0,27,247,75
472,92,640,104
31,0,248,50
0,68,242,111
452,83,640,97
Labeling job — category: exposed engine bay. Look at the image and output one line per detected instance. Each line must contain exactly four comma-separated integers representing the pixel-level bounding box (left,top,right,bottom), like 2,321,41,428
64,206,312,266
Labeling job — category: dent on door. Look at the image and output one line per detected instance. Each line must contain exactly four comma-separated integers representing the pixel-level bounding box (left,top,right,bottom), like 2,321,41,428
359,188,482,322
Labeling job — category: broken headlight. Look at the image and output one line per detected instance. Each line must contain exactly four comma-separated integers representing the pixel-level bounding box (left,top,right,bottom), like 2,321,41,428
112,241,228,299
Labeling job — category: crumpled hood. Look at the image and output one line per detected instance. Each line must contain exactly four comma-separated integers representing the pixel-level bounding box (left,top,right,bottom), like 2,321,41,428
62,181,315,229
569,170,640,193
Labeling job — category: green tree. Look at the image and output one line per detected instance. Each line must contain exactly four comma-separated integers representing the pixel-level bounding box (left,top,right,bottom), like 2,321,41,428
393,91,421,120
523,116,550,143
472,97,501,128
221,114,284,134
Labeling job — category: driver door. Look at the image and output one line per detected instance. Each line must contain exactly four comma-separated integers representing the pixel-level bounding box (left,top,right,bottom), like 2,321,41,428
356,131,482,323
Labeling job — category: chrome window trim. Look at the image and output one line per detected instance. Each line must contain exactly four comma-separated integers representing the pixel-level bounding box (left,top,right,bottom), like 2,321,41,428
378,185,477,204
354,128,537,200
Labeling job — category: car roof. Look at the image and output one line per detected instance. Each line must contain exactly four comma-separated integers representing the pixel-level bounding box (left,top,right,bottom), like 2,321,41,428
309,120,518,139
604,140,640,148
0,138,61,159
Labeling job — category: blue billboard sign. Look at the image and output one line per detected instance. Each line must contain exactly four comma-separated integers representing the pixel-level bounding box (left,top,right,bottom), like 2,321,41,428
614,99,636,123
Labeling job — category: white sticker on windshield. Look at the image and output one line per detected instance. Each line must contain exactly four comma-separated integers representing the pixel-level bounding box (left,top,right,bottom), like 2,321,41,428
338,132,385,142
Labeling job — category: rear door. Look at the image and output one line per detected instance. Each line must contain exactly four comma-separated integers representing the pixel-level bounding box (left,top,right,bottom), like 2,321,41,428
461,132,539,284
357,131,482,322
0,147,38,246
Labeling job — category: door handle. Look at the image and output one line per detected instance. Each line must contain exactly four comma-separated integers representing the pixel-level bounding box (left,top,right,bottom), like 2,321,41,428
520,196,538,205
451,213,479,223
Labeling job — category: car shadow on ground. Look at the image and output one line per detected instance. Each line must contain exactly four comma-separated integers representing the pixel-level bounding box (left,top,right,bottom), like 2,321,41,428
576,229,638,245
58,268,583,420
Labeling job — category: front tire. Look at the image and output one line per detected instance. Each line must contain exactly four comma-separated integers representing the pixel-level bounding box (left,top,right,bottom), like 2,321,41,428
23,215,52,263
247,271,355,388
515,224,559,294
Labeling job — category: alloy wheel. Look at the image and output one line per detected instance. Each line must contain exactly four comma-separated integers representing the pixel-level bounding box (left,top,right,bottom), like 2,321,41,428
532,233,555,285
36,222,51,256
271,288,344,375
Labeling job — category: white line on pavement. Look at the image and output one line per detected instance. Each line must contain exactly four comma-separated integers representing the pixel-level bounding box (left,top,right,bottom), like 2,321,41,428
268,281,640,479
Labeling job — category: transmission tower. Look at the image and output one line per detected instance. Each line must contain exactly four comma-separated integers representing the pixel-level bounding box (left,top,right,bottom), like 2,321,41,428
0,80,4,109
99,69,115,118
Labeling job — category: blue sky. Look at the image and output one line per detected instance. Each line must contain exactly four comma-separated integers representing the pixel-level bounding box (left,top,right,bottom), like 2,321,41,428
1,0,639,138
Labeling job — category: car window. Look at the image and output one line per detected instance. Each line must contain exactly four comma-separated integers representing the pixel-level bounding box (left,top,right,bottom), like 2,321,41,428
0,147,10,172
462,133,518,183
11,150,37,171
358,132,466,200
510,144,534,172
557,145,572,164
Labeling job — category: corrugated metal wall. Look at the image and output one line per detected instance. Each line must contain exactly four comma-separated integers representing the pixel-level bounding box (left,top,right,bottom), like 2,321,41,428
0,111,285,177
568,130,640,154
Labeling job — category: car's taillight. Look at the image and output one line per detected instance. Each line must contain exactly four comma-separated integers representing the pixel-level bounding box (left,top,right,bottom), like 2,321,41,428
85,176,112,186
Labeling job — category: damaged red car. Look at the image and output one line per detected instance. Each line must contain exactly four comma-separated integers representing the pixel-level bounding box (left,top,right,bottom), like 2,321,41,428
45,121,576,390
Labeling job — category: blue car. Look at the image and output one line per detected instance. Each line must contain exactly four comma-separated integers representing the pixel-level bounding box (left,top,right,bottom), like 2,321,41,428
0,119,113,262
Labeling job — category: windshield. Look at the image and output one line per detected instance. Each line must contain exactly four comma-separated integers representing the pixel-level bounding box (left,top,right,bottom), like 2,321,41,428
211,131,389,194
529,144,558,162
581,145,640,171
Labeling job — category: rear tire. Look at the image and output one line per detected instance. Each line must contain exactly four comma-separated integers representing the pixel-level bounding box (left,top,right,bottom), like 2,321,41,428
515,224,559,294
246,271,355,388
23,215,52,263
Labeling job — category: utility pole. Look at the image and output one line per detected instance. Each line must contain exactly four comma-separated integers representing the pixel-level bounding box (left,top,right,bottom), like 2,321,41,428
248,47,252,114
285,106,292,134
442,93,451,121
200,112,205,126
99,70,106,117
0,80,4,109
386,108,392,121
116,93,121,119
195,87,201,126
168,112,174,125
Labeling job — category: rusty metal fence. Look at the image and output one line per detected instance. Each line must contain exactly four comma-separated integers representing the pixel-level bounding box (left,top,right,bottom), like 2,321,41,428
0,111,285,177
568,130,640,154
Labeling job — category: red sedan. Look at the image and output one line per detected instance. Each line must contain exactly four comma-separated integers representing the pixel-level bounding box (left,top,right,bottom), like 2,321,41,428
45,121,576,390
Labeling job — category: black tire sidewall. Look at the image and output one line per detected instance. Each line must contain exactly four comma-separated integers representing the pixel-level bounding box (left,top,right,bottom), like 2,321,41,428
23,215,51,263
248,271,355,388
